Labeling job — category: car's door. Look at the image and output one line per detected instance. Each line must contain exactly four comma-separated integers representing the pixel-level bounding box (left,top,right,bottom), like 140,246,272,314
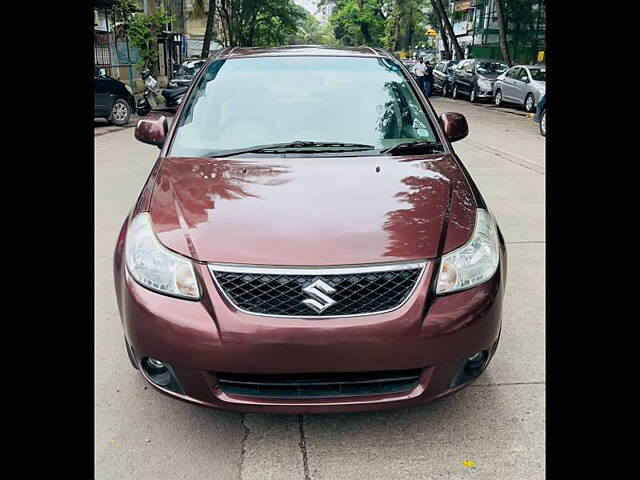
510,67,530,105
433,62,444,90
94,68,111,116
501,67,521,102
461,61,475,94
452,60,465,90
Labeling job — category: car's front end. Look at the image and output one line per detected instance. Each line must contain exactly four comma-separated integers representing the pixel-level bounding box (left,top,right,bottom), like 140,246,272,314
114,47,507,414
475,76,496,100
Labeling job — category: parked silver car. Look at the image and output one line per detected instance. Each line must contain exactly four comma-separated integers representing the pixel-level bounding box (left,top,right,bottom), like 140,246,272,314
492,65,546,112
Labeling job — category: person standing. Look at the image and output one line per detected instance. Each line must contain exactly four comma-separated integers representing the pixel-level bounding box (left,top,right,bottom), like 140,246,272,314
424,61,435,97
414,57,427,95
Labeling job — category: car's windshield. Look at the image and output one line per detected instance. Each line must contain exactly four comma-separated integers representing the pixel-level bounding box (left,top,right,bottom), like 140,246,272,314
446,61,459,73
529,68,546,81
178,61,205,77
170,56,439,157
476,61,508,75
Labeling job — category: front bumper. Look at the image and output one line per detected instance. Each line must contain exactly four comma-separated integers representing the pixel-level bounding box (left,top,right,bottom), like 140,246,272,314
476,89,494,99
114,241,506,413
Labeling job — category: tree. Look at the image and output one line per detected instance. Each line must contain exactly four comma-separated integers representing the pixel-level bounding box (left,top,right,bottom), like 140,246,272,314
289,12,338,45
201,0,216,57
383,0,426,52
329,0,386,47
430,0,463,59
427,0,450,59
495,0,512,65
115,0,173,74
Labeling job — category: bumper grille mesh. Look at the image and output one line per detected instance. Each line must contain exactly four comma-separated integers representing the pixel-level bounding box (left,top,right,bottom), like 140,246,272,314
209,263,424,317
216,369,422,399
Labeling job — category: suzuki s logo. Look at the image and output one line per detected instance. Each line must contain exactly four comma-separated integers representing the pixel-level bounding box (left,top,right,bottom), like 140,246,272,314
302,279,337,313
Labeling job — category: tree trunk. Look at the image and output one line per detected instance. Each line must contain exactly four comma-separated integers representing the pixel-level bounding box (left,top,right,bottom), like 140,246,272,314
495,0,512,66
431,1,451,60
201,0,216,57
431,0,463,60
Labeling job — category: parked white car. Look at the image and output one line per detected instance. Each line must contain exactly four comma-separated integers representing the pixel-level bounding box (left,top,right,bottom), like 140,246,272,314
492,65,546,112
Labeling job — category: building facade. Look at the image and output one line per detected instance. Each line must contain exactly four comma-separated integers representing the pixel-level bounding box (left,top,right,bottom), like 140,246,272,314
436,0,545,63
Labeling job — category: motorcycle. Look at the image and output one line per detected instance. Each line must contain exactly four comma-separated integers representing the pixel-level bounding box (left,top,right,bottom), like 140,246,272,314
136,68,188,116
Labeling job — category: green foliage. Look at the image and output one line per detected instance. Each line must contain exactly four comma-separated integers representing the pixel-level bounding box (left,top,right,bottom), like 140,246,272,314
329,0,387,47
214,0,307,47
288,12,338,45
115,0,173,72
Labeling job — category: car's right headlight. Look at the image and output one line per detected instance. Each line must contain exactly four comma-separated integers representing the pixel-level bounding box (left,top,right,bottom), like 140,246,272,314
125,213,200,299
478,79,492,90
436,209,500,294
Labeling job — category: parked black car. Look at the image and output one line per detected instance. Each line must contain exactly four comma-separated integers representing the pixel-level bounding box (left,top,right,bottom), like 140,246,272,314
94,67,136,126
432,60,459,97
168,59,206,88
451,58,508,103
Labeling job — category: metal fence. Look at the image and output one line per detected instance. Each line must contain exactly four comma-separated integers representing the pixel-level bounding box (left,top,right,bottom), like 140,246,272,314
470,43,545,65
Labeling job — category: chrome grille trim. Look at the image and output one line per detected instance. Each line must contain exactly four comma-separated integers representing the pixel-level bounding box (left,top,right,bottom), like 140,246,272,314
208,260,428,318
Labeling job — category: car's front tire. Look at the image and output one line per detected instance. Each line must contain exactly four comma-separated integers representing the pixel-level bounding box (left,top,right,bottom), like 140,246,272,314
470,86,477,103
108,98,131,126
452,83,459,99
525,93,535,113
494,89,503,107
442,83,449,97
539,109,546,136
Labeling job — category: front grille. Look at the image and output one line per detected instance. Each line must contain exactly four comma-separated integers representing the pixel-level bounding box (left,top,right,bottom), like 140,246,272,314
216,369,422,399
209,262,425,317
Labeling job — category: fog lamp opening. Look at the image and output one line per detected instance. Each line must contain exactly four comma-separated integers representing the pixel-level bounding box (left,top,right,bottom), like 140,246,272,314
141,357,184,394
450,350,489,388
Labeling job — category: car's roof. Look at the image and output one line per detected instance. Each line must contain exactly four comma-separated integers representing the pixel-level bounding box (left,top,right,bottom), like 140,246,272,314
515,64,546,69
217,45,393,59
469,58,508,63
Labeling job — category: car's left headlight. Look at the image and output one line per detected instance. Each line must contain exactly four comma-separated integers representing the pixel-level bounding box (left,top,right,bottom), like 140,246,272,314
436,209,500,294
125,213,200,300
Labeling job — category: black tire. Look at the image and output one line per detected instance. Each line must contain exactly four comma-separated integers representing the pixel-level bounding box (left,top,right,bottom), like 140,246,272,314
125,337,138,370
108,98,131,126
524,93,535,113
539,109,546,136
452,83,458,99
494,89,503,107
137,104,150,116
442,83,449,97
469,86,477,103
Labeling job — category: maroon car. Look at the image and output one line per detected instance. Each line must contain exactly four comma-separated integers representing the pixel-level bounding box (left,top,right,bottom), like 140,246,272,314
114,46,507,414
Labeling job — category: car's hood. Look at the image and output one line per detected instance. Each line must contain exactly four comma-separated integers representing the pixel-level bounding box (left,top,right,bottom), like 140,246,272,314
148,154,477,265
479,73,500,81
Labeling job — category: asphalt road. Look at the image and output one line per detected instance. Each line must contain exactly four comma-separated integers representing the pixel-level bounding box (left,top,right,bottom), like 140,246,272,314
95,96,545,479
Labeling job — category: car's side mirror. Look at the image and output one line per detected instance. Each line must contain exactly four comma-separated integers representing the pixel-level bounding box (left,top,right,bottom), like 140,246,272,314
439,112,468,142
520,76,529,83
135,116,168,148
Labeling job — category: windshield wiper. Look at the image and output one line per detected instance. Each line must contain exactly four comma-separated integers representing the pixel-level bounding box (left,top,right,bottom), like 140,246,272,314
207,141,375,158
381,141,444,156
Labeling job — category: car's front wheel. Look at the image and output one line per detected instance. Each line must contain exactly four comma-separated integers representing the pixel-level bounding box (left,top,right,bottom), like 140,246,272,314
539,109,546,136
494,89,503,107
470,86,477,103
452,83,459,99
108,98,131,126
525,93,535,113
442,83,449,97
